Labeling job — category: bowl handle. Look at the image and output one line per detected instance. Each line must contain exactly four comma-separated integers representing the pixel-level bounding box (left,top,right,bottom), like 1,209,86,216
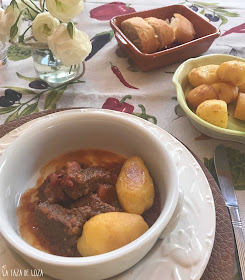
159,185,184,240
115,32,128,46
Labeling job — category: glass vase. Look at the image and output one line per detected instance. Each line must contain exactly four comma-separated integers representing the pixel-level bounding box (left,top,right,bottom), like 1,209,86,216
32,49,80,85
0,42,7,67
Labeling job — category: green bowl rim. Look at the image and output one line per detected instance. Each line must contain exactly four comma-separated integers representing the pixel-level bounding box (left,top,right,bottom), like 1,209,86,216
172,54,245,137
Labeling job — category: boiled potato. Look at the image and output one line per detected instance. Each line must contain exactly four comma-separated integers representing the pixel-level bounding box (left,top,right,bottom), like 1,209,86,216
217,60,245,85
188,64,220,87
116,156,154,215
196,100,228,128
234,93,245,121
211,82,239,104
186,84,218,108
77,212,149,256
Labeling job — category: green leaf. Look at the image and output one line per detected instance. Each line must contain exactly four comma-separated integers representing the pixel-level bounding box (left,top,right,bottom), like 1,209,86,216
193,1,218,6
4,110,19,123
204,157,219,185
11,0,18,8
44,87,66,109
233,272,242,280
109,29,114,40
174,104,186,117
16,72,41,82
200,9,206,15
0,87,36,95
18,34,24,43
19,103,38,117
95,30,115,41
218,14,228,26
10,25,18,39
67,22,75,39
204,147,245,190
214,8,239,17
0,106,18,115
7,45,31,61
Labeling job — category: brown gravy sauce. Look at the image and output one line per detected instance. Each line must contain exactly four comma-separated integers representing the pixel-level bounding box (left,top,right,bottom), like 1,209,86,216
17,149,161,256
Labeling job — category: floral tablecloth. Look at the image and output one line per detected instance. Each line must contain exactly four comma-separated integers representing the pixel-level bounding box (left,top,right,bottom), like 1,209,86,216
0,0,245,279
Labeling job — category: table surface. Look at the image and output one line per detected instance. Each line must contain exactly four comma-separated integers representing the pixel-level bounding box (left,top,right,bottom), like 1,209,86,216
0,0,245,279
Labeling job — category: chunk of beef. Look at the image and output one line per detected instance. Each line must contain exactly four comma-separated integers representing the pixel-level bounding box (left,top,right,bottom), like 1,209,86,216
35,201,88,256
38,161,113,204
35,195,120,256
38,171,68,205
62,166,112,200
97,184,118,204
70,193,121,214
38,161,82,205
105,162,123,185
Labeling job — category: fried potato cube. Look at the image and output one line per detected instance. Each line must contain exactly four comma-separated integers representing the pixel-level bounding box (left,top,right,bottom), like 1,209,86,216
77,212,149,256
186,84,218,109
188,64,220,87
217,60,245,85
211,82,239,104
234,93,245,121
116,156,154,215
196,100,228,128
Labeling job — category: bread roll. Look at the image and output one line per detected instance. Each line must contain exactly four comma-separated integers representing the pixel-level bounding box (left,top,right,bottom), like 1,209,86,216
121,17,160,53
144,17,175,49
238,81,245,92
170,13,195,43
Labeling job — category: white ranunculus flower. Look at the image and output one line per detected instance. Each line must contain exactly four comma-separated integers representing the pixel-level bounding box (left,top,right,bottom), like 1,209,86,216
16,0,38,20
46,0,84,23
1,1,21,42
32,12,59,43
48,23,92,66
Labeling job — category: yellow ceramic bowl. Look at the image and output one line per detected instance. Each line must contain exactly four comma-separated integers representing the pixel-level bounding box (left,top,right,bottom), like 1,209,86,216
172,54,245,144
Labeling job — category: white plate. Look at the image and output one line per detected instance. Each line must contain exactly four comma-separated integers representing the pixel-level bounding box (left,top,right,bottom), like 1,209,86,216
0,110,215,280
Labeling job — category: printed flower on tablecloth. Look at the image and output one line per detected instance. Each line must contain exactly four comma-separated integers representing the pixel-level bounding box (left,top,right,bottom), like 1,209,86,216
102,95,157,124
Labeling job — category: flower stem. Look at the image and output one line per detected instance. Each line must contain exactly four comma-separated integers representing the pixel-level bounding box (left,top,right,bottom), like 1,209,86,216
42,0,45,11
20,0,39,13
27,0,42,12
67,61,86,84
21,24,32,37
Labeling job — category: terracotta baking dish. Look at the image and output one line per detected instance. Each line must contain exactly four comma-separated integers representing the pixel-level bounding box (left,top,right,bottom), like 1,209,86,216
110,5,220,71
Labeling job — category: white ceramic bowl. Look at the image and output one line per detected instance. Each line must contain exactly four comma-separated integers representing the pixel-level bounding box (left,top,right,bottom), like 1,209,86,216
0,109,179,280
